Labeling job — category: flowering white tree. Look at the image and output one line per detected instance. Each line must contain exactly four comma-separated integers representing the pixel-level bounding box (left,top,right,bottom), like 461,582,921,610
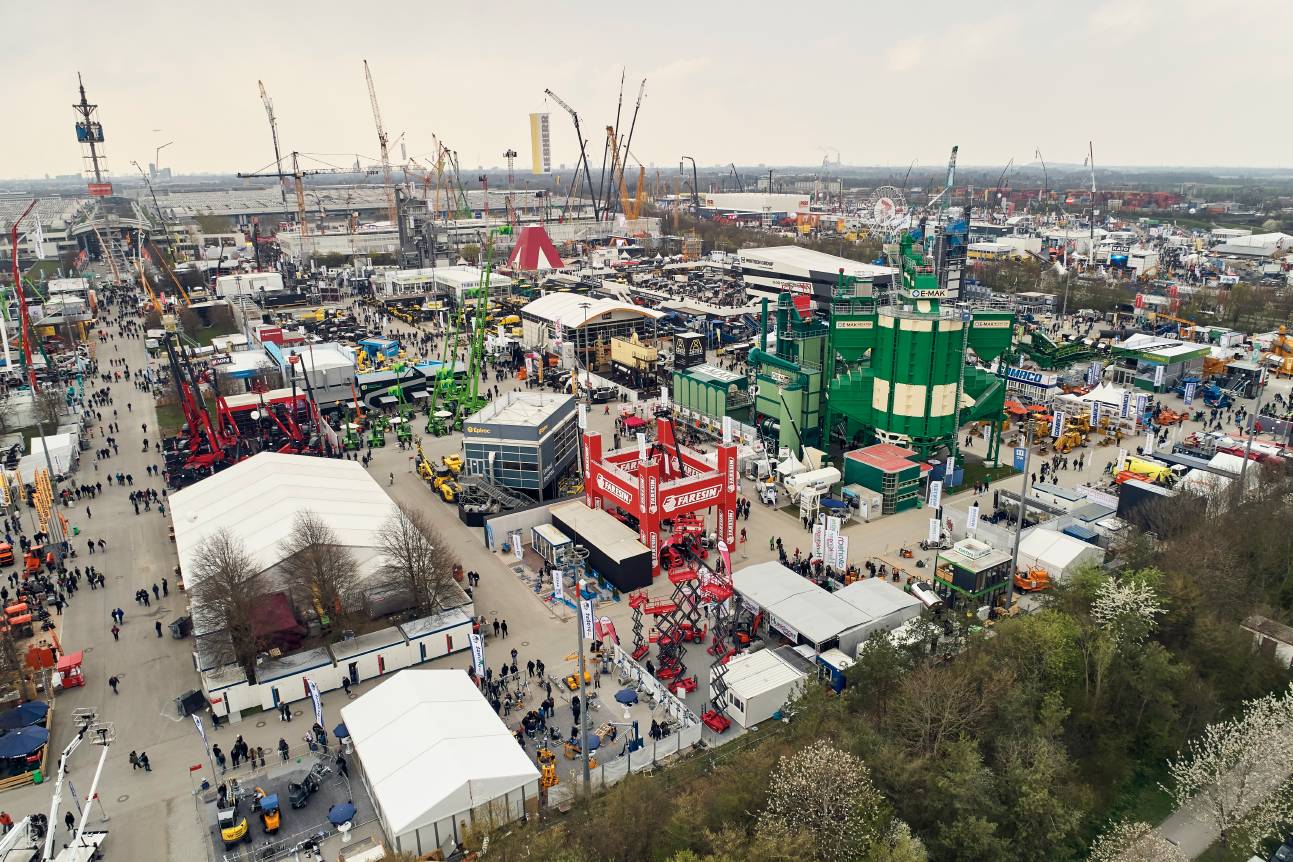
759,739,925,861
1163,683,1293,850
1091,576,1166,646
1081,574,1167,709
1089,820,1187,862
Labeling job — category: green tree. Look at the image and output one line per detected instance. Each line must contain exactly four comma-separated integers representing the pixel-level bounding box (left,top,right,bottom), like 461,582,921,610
195,213,233,234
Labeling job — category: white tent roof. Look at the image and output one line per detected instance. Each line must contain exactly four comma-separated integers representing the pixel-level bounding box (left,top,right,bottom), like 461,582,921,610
734,561,870,646
341,670,539,837
23,434,77,475
1017,529,1104,578
170,452,398,589
521,293,663,329
1079,382,1128,407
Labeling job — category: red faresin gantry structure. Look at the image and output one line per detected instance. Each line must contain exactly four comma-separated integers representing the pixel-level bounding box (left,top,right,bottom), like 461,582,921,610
581,413,738,579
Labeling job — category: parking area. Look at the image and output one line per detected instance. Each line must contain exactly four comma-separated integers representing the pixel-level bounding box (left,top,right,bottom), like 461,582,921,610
201,754,374,862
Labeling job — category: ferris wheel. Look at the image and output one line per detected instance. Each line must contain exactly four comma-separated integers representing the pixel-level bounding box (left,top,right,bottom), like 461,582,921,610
864,185,907,226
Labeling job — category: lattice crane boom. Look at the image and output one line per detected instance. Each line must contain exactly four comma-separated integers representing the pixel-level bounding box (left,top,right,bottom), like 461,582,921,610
363,60,399,225
257,80,288,210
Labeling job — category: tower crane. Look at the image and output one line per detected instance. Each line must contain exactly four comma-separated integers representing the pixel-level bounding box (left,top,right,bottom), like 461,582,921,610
257,80,288,211
239,154,375,259
363,60,399,226
543,88,600,221
503,148,518,226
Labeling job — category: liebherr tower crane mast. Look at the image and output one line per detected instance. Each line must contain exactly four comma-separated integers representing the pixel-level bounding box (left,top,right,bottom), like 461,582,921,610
363,60,400,226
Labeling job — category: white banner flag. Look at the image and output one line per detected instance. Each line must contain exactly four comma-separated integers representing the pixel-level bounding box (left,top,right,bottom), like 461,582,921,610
812,523,824,559
1145,432,1154,454
834,535,848,571
1090,402,1102,429
722,416,732,444
580,599,595,640
1051,412,1064,439
306,678,323,727
928,517,942,543
1154,365,1165,387
966,504,980,533
945,456,955,481
823,529,836,566
927,480,942,510
469,633,485,676
192,714,206,743
1116,447,1128,472
552,569,565,602
826,516,842,535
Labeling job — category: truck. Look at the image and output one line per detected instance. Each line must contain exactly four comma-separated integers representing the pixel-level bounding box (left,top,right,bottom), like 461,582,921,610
782,466,841,499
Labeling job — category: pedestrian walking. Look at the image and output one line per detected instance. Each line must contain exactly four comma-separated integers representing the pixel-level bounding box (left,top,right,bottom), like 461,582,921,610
492,617,500,637
138,752,151,772
501,619,509,638
108,675,119,694
341,677,351,696
110,625,119,641
129,751,139,770
155,620,162,638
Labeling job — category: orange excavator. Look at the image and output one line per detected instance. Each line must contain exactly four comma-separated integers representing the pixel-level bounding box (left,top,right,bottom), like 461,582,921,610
1014,566,1052,592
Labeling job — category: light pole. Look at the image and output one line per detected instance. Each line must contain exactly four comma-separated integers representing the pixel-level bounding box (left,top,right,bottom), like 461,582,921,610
1236,369,1268,503
560,543,593,795
1006,420,1035,609
579,301,591,388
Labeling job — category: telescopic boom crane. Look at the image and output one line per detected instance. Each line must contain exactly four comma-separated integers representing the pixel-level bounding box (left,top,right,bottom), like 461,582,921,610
544,88,599,221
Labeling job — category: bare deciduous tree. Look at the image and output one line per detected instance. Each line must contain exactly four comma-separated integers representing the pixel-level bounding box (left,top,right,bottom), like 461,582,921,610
190,529,263,677
890,661,1012,755
33,388,64,429
279,510,360,632
376,504,462,616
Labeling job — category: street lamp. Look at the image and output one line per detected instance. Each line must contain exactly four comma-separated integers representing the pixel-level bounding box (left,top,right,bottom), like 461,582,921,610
558,543,593,795
579,301,592,387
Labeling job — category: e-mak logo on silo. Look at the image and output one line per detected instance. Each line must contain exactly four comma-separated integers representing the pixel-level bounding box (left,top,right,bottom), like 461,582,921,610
596,474,633,506
661,485,720,513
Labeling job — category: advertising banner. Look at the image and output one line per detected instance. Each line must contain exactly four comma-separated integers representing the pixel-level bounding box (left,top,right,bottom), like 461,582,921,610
469,633,485,676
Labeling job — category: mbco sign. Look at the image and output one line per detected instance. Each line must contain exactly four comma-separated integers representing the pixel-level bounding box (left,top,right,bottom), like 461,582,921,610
595,473,633,506
661,484,720,513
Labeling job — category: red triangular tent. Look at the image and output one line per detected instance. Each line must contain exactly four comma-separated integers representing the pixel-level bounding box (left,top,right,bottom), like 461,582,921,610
508,225,565,271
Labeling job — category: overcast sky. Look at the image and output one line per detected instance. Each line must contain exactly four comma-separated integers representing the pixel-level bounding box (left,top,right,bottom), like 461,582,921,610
3,0,1291,181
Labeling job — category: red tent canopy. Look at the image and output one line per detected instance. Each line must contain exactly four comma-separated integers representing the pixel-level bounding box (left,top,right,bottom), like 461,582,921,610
508,226,565,271
55,651,83,672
